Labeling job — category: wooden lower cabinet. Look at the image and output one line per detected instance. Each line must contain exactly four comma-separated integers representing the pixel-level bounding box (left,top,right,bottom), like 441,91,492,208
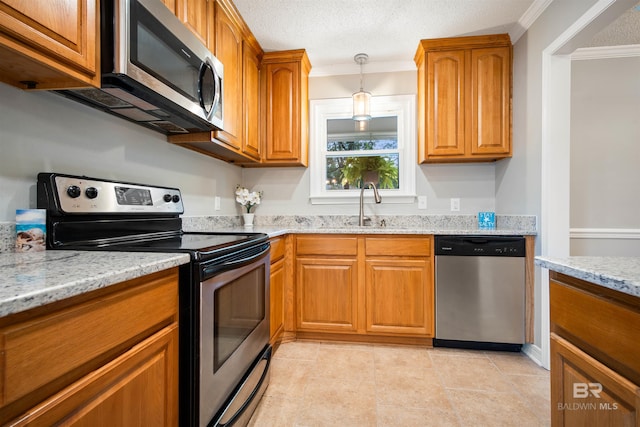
269,236,287,345
11,325,178,427
293,235,434,343
551,334,640,427
296,257,358,332
365,258,432,335
549,272,640,426
0,268,179,426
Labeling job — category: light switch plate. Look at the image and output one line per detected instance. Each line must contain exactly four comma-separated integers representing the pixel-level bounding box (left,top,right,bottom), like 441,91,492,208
418,196,427,209
214,196,221,210
450,198,460,212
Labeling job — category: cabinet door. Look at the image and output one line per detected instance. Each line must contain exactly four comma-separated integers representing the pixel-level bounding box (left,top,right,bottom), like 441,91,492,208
175,0,209,47
365,258,433,336
296,258,358,332
470,46,511,156
262,61,302,163
214,1,243,150
426,50,466,158
243,40,261,160
159,0,176,14
270,257,285,343
551,333,640,426
11,324,179,427
0,0,98,88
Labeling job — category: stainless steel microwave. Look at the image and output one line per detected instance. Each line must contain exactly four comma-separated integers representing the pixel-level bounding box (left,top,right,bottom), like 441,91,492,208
57,0,223,134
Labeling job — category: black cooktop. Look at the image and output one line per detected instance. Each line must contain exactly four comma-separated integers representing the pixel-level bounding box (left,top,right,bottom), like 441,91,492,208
64,232,269,262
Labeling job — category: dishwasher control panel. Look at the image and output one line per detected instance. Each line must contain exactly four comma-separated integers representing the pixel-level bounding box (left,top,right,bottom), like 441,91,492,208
435,236,525,257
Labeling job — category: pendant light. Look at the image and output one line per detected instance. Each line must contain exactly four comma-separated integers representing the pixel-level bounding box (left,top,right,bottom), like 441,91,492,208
352,53,371,121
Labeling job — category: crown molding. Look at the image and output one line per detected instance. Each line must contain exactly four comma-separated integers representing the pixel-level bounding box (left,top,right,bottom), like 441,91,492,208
510,0,554,43
309,60,416,77
571,44,640,60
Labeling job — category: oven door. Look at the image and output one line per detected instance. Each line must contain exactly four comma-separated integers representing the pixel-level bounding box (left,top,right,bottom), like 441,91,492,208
199,246,270,427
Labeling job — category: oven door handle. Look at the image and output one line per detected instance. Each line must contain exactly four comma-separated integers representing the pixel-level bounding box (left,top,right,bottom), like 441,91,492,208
202,244,269,276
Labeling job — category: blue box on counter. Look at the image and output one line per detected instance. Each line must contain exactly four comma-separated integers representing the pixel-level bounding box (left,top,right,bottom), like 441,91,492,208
16,209,46,252
478,212,496,229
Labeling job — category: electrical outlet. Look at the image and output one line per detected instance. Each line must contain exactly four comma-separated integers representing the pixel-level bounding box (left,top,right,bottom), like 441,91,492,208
450,198,460,212
214,196,221,210
418,196,427,210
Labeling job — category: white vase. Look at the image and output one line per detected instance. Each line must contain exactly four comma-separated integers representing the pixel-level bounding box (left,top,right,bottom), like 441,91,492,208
243,213,254,228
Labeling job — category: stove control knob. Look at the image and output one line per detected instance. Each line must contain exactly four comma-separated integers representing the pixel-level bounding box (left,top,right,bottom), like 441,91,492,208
163,194,172,202
67,185,81,198
172,195,180,203
85,187,98,199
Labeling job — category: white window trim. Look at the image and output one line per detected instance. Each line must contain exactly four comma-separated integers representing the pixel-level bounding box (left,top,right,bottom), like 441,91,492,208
309,94,416,205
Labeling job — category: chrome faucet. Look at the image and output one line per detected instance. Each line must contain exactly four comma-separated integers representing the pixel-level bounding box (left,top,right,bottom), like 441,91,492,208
359,182,382,226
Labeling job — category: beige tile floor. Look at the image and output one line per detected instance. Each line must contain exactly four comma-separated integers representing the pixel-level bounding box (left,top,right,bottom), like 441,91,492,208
249,340,550,427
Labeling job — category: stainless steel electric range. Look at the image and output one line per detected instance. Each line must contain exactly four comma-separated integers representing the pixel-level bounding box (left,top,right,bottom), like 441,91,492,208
37,172,271,427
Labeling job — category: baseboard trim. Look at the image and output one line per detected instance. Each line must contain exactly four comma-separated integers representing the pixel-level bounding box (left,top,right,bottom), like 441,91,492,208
522,343,547,369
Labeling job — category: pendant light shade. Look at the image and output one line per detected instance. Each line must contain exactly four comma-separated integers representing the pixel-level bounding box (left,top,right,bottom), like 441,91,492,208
352,53,372,121
352,90,371,121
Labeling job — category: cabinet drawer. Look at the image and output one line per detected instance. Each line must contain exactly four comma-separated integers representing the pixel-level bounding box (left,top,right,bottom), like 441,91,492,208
296,235,357,256
0,269,179,408
365,237,432,257
270,237,285,263
550,274,640,385
8,324,179,427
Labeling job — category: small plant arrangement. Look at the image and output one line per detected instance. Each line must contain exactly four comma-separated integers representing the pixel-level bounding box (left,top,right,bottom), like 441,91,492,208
235,185,263,213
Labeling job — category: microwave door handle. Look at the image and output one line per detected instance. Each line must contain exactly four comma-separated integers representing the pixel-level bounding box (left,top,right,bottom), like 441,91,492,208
199,58,219,121
211,61,221,121
198,61,213,118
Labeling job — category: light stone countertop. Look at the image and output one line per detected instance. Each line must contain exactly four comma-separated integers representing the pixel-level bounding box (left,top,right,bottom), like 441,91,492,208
0,250,190,317
180,214,538,237
215,225,537,238
0,214,537,319
536,256,640,298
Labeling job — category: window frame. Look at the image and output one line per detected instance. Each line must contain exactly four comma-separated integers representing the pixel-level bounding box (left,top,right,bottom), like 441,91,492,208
309,94,416,205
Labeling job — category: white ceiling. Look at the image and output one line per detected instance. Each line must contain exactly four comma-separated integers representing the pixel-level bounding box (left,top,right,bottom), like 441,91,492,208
588,2,640,47
232,0,640,76
232,0,541,75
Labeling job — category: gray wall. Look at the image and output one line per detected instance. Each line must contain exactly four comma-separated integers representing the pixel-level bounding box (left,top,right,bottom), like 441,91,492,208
0,83,242,221
242,70,498,215
499,0,600,348
570,56,640,256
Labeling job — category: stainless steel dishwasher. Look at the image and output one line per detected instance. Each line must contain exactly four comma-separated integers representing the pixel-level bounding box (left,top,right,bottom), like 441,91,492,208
434,235,525,352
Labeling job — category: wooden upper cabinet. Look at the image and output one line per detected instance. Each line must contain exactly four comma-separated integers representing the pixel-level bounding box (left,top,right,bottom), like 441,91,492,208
415,34,512,163
259,49,311,167
0,0,99,89
175,0,211,49
243,40,261,161
426,50,466,157
214,0,244,151
159,0,177,14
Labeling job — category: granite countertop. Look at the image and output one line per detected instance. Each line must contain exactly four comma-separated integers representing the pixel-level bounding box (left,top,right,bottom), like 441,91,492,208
219,225,537,238
0,250,190,318
181,214,538,238
536,256,640,298
0,214,536,319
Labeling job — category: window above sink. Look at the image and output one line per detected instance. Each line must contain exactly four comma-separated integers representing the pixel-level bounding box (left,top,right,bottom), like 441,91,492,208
309,95,416,205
